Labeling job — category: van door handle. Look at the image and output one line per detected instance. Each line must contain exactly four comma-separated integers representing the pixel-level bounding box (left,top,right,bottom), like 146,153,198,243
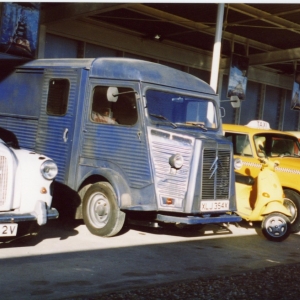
137,131,142,141
63,128,69,142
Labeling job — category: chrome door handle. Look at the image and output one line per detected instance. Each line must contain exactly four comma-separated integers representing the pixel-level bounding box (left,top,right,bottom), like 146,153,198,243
63,128,69,142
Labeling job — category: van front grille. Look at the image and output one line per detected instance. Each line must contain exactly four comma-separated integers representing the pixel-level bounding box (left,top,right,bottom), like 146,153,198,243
201,149,230,200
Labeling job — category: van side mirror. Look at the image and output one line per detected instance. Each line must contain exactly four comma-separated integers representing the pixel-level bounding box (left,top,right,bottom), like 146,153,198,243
107,87,119,102
230,96,240,108
220,96,240,108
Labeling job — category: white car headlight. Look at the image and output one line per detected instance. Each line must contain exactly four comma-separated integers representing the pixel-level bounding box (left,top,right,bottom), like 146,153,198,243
169,153,184,169
234,158,243,170
40,160,58,180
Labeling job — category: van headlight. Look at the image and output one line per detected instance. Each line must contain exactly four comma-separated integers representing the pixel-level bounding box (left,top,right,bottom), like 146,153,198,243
40,160,58,180
169,153,184,169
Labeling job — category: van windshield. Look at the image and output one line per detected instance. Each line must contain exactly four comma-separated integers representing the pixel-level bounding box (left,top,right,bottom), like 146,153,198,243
146,90,218,130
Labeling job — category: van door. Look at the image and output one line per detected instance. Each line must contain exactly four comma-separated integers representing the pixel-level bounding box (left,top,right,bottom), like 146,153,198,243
80,81,152,190
35,68,81,183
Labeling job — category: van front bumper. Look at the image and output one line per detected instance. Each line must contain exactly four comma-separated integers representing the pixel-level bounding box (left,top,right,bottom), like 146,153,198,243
156,213,242,224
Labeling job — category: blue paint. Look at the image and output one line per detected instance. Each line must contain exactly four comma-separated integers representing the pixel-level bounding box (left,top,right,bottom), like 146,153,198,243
0,57,241,226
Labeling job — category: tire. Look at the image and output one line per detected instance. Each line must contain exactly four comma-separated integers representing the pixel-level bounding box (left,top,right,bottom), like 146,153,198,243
82,182,125,237
283,189,300,233
261,213,290,242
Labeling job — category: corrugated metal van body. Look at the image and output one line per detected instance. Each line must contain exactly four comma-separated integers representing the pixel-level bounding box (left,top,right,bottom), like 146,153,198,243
35,68,83,184
78,77,154,208
80,124,151,188
0,67,43,149
0,58,237,217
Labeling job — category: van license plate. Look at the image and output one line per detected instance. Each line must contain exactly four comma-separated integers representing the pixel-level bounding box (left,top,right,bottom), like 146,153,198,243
0,224,18,236
200,200,229,212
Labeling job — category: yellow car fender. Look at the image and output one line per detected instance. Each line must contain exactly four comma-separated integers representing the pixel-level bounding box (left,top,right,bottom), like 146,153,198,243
261,201,292,217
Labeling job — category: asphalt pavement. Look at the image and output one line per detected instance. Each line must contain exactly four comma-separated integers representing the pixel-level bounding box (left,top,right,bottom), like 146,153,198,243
1,219,300,300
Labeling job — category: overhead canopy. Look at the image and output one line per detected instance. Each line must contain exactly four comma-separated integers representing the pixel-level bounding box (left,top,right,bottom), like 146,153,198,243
39,3,300,76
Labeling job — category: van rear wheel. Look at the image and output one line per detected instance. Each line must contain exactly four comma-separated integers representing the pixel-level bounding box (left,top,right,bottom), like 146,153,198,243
82,182,125,237
283,189,300,233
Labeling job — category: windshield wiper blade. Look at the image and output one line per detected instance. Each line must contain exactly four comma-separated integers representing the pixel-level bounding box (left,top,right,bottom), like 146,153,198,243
186,122,208,131
149,113,177,128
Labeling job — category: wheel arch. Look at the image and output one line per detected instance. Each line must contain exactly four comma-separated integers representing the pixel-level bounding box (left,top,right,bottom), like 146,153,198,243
75,168,132,219
282,186,300,196
260,201,291,217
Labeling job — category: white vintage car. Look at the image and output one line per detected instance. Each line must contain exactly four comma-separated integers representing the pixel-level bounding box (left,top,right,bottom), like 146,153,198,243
0,129,58,238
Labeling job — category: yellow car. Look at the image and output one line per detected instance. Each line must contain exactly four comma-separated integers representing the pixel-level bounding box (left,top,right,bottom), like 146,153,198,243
223,120,300,233
288,131,300,142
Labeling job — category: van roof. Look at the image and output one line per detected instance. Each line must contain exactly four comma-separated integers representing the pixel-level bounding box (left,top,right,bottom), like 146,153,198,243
18,57,215,95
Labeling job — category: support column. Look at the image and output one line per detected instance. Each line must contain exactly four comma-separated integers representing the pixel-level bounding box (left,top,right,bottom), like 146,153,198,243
257,84,266,120
210,3,225,94
278,89,286,130
37,24,46,58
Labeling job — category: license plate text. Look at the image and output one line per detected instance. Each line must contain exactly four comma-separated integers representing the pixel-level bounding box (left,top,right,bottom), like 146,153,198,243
0,224,18,236
200,200,229,212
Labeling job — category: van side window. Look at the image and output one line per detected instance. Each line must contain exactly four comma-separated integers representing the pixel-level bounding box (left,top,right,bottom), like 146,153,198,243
91,86,137,125
47,79,70,116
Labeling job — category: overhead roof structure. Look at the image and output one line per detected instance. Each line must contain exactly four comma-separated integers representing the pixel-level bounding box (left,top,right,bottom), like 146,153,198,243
40,3,300,77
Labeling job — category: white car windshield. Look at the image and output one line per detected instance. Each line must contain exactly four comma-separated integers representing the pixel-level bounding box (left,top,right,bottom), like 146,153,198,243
146,90,218,130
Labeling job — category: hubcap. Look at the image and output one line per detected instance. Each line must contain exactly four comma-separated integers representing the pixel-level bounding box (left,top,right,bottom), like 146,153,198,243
283,198,297,223
88,192,110,228
265,215,288,238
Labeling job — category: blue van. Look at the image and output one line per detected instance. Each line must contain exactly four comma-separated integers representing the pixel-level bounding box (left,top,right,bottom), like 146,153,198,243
0,57,241,236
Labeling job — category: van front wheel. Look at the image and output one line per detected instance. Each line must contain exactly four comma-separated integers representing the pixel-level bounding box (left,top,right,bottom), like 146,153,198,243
82,182,125,237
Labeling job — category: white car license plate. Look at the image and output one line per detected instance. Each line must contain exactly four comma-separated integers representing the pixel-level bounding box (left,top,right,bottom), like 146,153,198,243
0,223,18,236
200,200,229,212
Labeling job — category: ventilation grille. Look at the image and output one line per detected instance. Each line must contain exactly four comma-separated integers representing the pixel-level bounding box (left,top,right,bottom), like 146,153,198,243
202,149,230,200
0,156,8,206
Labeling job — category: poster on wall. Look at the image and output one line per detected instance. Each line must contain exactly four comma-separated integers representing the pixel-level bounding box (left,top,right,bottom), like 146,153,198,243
0,2,40,59
227,53,249,101
291,71,300,111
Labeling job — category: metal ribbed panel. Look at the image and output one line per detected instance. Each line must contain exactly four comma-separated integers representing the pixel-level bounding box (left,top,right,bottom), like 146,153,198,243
202,149,230,200
151,138,192,200
0,117,38,150
0,156,8,206
153,143,191,199
82,124,151,188
35,69,78,183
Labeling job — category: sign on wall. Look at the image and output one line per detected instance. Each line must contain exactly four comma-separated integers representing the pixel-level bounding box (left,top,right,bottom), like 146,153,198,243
227,53,249,101
291,71,300,111
0,2,40,59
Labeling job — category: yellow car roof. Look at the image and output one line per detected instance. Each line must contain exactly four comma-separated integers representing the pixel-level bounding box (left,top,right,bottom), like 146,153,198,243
287,131,300,139
223,123,297,137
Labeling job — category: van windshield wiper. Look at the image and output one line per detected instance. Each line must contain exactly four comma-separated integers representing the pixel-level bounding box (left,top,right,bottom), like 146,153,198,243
149,113,177,128
185,122,208,132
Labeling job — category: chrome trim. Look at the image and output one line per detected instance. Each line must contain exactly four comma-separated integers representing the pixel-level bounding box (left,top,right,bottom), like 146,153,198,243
0,207,59,223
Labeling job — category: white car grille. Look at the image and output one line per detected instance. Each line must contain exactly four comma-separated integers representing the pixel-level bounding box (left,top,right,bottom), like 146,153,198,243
0,156,8,206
